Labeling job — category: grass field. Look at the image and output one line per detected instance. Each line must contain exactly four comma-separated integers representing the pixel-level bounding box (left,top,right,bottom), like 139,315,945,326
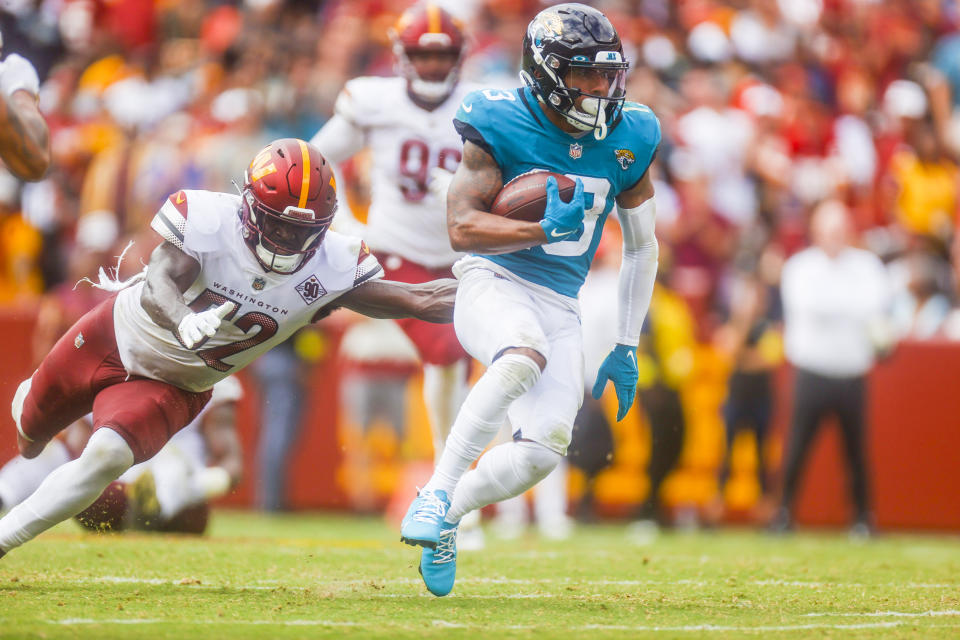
0,510,958,639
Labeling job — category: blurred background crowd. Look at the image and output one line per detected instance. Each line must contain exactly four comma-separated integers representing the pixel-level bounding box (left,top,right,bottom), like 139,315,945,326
1,0,959,535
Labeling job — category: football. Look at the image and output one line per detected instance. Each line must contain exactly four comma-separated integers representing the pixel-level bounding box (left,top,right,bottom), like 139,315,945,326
490,171,577,222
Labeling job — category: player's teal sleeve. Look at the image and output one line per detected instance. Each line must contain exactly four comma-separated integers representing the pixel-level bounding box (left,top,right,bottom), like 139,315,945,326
453,89,510,170
613,103,662,193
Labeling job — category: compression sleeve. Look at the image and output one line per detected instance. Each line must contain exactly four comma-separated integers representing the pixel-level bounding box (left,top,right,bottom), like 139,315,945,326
616,198,659,346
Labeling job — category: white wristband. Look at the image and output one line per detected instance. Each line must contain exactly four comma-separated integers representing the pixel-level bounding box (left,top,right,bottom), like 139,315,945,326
0,54,40,98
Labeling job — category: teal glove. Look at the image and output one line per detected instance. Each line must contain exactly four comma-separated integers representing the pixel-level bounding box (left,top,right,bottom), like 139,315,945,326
591,344,639,421
540,176,585,243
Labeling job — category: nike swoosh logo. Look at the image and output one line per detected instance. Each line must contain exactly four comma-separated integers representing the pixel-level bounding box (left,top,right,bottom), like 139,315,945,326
550,228,574,238
462,103,473,113
176,192,185,204
627,351,636,362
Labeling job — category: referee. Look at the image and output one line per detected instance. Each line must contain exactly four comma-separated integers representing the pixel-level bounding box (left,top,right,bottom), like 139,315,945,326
771,200,891,536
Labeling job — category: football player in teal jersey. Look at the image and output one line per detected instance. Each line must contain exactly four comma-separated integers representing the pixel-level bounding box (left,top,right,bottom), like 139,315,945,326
401,3,660,596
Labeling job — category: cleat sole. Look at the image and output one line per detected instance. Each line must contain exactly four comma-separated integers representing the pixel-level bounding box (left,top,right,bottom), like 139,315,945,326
400,536,437,550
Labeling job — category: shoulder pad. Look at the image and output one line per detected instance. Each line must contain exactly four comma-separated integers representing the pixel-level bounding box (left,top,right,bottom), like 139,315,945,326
619,103,662,148
336,77,406,127
151,189,235,252
317,231,384,292
455,87,521,126
454,88,524,168
152,190,191,249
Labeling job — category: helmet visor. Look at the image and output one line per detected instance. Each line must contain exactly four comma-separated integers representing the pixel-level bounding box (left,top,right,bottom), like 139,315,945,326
565,61,627,102
243,191,329,257
259,211,325,256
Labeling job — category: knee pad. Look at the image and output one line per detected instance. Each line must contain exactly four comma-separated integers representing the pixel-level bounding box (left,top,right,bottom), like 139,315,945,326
512,441,562,485
81,429,134,476
488,354,542,397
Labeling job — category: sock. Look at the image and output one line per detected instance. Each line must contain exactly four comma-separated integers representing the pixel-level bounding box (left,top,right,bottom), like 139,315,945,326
446,440,561,523
0,429,133,552
0,439,72,516
424,354,542,495
422,360,468,465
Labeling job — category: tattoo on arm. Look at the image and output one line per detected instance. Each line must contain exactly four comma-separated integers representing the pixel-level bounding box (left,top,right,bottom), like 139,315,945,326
616,165,655,208
446,141,547,253
447,141,503,223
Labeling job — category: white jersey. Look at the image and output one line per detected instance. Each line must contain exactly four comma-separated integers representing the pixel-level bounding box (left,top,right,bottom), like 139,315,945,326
114,189,382,392
312,77,478,268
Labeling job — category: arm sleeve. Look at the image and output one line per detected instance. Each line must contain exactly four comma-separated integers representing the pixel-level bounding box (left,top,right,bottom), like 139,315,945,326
615,198,659,346
309,108,368,237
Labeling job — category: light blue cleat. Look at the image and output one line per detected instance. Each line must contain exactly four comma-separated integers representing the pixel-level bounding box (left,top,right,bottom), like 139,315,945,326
400,489,450,549
419,521,458,597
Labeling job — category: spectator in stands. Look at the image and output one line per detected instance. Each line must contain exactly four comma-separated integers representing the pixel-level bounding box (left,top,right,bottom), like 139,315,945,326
889,250,952,339
710,255,783,524
771,200,892,536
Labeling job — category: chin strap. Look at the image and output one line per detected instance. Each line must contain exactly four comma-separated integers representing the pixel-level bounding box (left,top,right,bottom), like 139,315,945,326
564,97,609,140
255,241,302,274
594,118,608,141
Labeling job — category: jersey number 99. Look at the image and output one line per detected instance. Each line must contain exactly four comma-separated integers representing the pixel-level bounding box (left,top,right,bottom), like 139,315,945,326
398,139,461,202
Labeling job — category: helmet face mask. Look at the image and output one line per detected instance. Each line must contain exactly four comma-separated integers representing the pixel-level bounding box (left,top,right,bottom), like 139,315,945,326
391,3,466,105
242,195,328,274
520,4,629,140
240,139,337,275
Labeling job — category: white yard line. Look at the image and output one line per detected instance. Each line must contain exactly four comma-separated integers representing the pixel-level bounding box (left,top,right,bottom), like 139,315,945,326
45,618,960,632
68,575,959,590
802,610,960,618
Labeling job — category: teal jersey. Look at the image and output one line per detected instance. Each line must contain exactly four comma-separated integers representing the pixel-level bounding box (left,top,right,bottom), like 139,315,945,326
453,86,661,298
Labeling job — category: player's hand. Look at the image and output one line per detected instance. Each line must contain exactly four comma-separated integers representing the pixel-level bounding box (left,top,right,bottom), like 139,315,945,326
591,343,639,421
540,176,585,243
0,54,40,98
177,302,234,349
428,167,454,203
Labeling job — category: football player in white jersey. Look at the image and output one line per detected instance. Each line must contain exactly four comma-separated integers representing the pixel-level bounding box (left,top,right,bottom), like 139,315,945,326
0,138,457,561
0,377,244,534
311,4,476,483
0,38,49,181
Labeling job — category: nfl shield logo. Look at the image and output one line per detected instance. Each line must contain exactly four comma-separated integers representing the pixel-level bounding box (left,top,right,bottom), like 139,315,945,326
252,277,266,291
569,143,583,159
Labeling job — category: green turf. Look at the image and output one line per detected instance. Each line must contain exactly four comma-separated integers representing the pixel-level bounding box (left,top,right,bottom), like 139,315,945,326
0,510,958,639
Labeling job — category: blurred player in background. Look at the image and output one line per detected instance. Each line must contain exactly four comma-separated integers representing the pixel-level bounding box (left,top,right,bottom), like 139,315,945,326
311,3,484,545
0,377,243,534
401,4,660,596
0,138,458,561
0,37,49,181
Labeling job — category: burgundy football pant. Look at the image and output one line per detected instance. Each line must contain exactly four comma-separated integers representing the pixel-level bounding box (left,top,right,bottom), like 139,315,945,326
379,253,468,366
18,295,211,464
